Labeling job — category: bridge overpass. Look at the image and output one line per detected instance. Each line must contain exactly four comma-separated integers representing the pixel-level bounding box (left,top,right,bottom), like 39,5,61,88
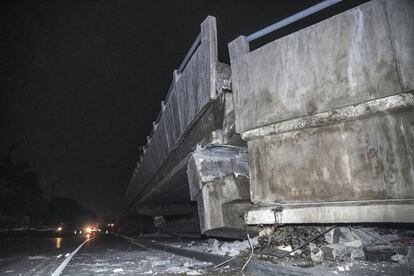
121,0,414,238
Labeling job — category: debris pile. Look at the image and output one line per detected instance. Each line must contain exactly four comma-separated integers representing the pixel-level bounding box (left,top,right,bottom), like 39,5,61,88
258,225,414,268
261,226,326,251
209,237,259,257
170,237,259,257
310,227,366,263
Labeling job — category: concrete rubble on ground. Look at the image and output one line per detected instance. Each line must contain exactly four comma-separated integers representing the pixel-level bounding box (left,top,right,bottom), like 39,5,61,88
143,256,210,275
149,224,413,275
168,236,259,257
255,225,414,271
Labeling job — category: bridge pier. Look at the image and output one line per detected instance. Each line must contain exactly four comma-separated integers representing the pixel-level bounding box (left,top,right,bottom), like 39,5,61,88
187,144,251,238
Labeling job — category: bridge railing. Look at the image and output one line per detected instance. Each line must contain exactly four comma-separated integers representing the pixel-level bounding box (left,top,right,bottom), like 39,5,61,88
245,0,342,43
122,16,219,211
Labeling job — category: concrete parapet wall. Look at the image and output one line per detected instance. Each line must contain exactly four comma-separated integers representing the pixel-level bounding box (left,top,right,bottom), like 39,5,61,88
229,0,414,134
122,16,228,212
229,0,414,224
138,16,218,184
124,91,227,212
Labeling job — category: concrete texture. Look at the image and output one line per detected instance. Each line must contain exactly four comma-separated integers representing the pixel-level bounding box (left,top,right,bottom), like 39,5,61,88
229,0,413,133
126,93,226,209
121,0,414,232
241,92,414,141
196,175,251,239
248,100,414,204
187,145,251,238
121,16,231,214
246,200,414,225
229,0,414,225
385,0,414,91
187,144,249,201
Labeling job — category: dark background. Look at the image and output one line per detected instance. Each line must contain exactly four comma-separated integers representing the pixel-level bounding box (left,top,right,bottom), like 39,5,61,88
0,0,366,217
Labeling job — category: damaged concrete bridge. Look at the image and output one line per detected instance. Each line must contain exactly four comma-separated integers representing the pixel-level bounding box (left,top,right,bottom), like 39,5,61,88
120,16,250,238
121,0,414,238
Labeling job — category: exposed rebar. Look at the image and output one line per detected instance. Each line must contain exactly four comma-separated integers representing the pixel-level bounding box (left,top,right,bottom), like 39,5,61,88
282,225,337,258
241,233,254,271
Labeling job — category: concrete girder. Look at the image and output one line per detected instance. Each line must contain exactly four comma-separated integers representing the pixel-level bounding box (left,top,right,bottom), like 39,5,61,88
229,0,414,225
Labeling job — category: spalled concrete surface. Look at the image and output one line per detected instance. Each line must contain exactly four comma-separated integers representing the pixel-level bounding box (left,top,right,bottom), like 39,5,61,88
240,92,414,141
195,175,251,238
187,144,251,238
187,144,249,201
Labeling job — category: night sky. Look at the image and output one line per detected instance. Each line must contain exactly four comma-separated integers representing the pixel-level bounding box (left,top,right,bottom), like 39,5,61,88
0,0,365,217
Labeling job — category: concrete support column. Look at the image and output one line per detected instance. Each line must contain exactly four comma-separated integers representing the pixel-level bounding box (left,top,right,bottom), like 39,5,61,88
187,144,252,238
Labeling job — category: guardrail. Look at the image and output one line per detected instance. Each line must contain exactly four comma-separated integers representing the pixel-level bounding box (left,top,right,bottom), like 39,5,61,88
246,0,343,42
178,33,202,73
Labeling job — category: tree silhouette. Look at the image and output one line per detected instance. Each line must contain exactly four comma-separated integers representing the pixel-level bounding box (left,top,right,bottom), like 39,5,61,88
0,141,47,226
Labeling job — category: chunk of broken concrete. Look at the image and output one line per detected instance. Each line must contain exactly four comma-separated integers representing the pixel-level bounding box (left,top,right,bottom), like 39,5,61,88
309,243,324,263
321,244,347,260
391,254,406,264
344,239,363,256
344,239,362,248
325,227,347,244
406,247,414,268
350,248,365,260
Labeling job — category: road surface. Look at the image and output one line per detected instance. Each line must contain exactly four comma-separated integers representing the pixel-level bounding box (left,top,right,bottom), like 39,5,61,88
0,234,214,275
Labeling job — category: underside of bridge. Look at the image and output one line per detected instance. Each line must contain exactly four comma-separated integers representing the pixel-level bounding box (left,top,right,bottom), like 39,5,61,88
120,0,414,239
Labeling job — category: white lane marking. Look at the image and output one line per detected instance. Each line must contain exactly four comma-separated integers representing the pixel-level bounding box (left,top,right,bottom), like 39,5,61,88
51,238,92,276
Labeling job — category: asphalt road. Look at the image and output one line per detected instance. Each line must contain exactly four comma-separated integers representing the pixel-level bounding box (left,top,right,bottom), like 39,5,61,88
0,234,213,275
0,234,89,275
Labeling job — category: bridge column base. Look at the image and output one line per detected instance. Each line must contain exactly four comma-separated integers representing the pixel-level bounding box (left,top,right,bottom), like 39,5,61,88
187,144,252,239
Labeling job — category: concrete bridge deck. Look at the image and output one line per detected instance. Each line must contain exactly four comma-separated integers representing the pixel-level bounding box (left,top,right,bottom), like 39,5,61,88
122,0,414,238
